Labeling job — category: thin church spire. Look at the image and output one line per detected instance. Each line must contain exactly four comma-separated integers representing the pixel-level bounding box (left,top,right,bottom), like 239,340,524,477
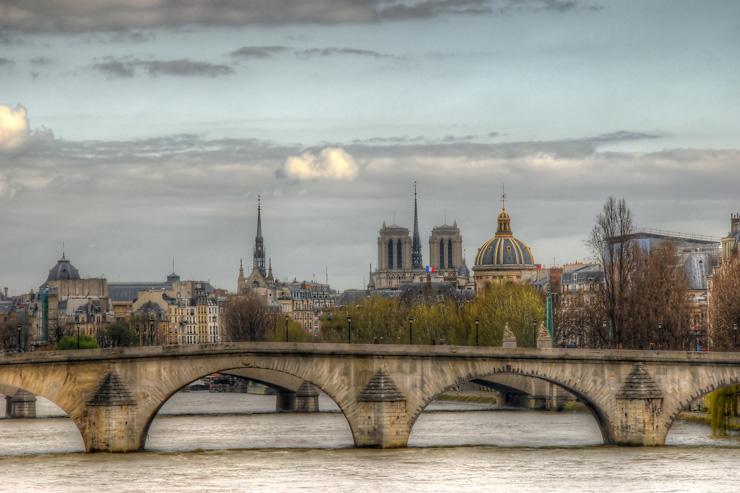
411,181,423,270
253,195,266,276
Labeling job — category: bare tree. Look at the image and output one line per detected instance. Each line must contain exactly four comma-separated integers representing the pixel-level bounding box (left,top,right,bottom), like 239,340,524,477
624,243,691,350
555,285,609,348
223,293,277,342
588,197,634,348
0,320,21,351
709,257,740,350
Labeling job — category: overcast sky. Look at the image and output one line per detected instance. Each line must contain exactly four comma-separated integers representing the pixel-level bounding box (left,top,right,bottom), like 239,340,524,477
1,0,739,293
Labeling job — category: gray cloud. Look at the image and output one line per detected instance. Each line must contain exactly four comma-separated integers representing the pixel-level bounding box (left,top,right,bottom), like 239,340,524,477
0,0,592,33
29,56,53,65
295,47,396,59
92,57,234,78
0,57,15,68
4,127,734,296
230,46,290,60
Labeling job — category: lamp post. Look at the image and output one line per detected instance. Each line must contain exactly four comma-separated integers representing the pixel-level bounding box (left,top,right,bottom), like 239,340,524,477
17,325,22,352
733,323,738,350
284,314,289,342
77,325,80,349
531,318,537,347
657,322,663,350
408,317,414,345
347,315,352,344
475,319,480,347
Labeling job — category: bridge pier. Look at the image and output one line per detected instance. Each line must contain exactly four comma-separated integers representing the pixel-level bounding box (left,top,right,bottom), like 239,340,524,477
609,363,667,446
80,370,144,452
275,389,296,412
351,370,410,448
294,381,319,413
4,390,37,419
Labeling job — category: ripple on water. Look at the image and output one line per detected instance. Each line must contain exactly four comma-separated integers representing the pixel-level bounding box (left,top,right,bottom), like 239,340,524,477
1,392,738,492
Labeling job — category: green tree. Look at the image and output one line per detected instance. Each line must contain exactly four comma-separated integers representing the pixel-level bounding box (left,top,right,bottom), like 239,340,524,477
320,282,544,347
57,334,98,350
99,321,139,347
705,385,740,437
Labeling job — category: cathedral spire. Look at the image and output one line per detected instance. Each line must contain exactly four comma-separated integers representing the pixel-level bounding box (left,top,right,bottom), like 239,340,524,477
253,195,266,276
411,181,423,270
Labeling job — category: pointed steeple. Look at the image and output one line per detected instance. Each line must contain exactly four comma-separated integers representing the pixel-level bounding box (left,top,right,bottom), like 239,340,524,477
253,195,266,276
411,181,423,270
256,194,263,238
239,258,244,277
267,257,274,282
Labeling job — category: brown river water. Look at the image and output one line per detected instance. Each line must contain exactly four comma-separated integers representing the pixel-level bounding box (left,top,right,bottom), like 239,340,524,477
1,392,738,492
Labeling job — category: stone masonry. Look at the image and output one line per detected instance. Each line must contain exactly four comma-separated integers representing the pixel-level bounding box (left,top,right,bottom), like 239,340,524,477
0,343,739,452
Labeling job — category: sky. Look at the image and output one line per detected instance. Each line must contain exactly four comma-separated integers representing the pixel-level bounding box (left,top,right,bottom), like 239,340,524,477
1,0,739,293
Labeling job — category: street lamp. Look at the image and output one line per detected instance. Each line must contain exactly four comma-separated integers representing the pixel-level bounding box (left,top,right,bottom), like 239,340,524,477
531,318,537,347
657,322,663,350
77,325,80,350
408,317,414,345
733,323,738,350
475,319,480,347
16,325,22,352
284,314,289,342
347,315,352,344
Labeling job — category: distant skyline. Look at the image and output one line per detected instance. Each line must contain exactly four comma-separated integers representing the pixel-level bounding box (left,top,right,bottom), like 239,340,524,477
1,0,739,293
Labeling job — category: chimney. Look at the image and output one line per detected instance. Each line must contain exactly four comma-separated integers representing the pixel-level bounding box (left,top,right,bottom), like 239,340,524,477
2,287,7,298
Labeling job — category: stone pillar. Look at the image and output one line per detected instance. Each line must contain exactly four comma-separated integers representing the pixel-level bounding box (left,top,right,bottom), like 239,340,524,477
294,381,319,413
275,389,296,412
81,371,142,452
612,363,666,446
502,323,517,349
352,370,409,448
5,390,37,419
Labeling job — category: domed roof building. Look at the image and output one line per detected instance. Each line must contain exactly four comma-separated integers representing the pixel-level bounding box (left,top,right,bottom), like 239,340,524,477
473,195,538,291
46,253,81,282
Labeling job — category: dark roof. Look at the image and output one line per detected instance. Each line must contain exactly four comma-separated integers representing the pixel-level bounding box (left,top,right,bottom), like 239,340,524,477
0,301,13,315
46,255,80,282
108,282,169,302
475,236,534,267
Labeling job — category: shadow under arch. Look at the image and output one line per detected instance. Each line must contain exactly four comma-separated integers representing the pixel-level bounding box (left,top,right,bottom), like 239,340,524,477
139,364,355,451
663,378,740,440
408,369,614,445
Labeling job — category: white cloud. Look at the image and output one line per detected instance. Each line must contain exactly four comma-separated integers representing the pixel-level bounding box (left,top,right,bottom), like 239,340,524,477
281,147,359,181
0,103,29,151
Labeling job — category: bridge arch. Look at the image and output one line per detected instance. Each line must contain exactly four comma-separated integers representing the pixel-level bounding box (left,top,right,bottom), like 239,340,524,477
662,376,740,439
137,361,355,451
406,365,615,445
0,369,90,441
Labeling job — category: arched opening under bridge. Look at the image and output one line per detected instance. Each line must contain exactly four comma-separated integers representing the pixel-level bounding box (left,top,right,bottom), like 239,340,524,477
144,366,353,452
665,380,740,447
408,371,606,448
0,383,84,455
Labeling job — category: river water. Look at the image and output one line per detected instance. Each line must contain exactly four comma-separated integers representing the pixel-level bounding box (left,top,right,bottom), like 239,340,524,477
1,392,738,492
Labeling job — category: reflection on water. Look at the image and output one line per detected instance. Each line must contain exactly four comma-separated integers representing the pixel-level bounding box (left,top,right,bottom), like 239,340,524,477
1,391,738,492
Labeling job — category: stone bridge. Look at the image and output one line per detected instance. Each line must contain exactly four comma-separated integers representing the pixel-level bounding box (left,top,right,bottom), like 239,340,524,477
0,342,738,452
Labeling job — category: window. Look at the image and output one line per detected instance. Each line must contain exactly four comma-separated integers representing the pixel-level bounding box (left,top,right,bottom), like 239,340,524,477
448,238,453,268
397,239,403,269
439,239,445,269
387,239,394,269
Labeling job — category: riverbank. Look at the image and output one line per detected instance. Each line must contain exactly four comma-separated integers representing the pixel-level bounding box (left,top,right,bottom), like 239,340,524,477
678,411,740,431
